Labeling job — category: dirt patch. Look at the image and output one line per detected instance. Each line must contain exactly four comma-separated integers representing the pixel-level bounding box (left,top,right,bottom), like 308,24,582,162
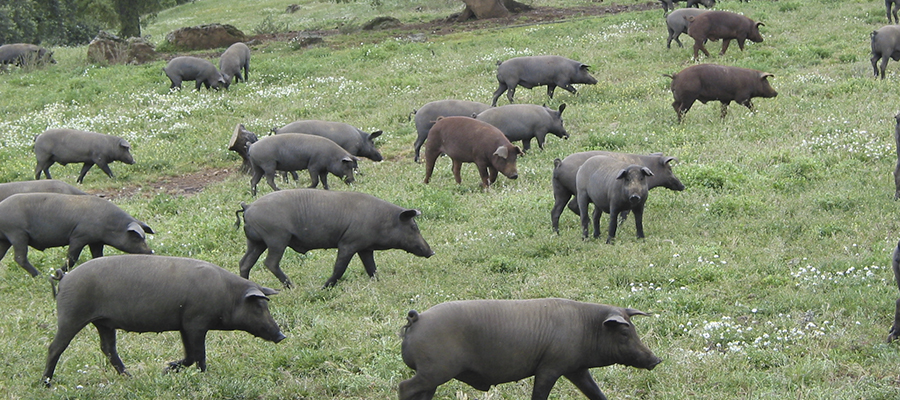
146,3,656,197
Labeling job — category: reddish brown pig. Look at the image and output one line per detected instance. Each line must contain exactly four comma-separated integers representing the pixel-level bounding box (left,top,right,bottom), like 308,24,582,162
687,10,764,59
423,116,523,189
666,64,777,122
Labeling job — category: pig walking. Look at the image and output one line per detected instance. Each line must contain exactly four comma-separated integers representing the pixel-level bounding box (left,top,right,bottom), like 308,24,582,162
666,64,777,122
411,100,491,163
0,180,87,203
272,119,384,161
0,193,153,277
423,116,523,189
34,129,135,184
235,189,433,288
687,10,764,59
42,255,285,386
475,104,568,151
491,55,597,106
247,133,358,195
576,156,653,243
399,298,660,400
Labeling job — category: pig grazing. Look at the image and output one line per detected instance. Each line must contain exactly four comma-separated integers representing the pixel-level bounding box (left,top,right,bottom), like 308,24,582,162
0,193,153,277
0,43,55,66
687,10,764,59
34,129,135,184
42,255,285,386
412,100,491,163
272,119,383,161
659,0,715,17
491,55,598,106
163,56,226,91
666,8,708,48
0,180,86,203
247,133,358,195
219,42,251,89
552,151,684,234
423,116,523,189
475,104,567,151
399,298,660,400
576,156,653,243
666,64,777,122
871,26,900,80
234,189,433,288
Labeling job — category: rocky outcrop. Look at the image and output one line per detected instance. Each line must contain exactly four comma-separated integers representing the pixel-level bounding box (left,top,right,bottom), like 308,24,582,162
87,31,158,65
165,24,246,50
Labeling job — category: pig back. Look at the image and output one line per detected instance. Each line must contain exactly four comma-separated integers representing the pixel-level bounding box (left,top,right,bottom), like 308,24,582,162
428,117,513,160
274,120,381,160
415,100,491,134
0,180,87,203
35,129,126,162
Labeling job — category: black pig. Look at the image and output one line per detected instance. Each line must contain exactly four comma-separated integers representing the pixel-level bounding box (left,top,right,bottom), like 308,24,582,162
491,55,597,106
163,56,226,91
34,129,135,184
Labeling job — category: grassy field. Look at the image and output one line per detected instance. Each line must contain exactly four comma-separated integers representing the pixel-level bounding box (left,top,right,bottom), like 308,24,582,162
2,0,900,398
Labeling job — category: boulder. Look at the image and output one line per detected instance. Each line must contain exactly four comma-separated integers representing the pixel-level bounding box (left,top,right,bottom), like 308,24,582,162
87,31,157,65
362,16,402,30
165,24,246,51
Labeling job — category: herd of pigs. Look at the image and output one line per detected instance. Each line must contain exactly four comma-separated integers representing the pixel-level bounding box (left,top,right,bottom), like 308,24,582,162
3,2,900,398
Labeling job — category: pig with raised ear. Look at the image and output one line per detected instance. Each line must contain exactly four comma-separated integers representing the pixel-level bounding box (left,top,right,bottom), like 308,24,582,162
410,99,491,163
247,133,359,195
0,193,153,277
34,129,135,184
42,255,285,386
475,103,567,152
399,298,660,400
576,155,653,244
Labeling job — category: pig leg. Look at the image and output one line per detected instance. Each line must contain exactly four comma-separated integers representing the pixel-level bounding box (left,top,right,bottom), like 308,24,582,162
398,374,440,400
323,247,357,288
34,158,54,179
262,245,293,288
890,298,900,342
168,329,208,371
605,206,618,244
488,166,499,185
692,39,710,59
719,39,732,55
11,238,39,277
550,194,573,234
633,204,646,239
506,85,517,104
559,83,578,94
491,83,509,107
75,162,95,183
531,371,562,400
95,324,128,375
564,369,607,400
0,240,9,263
719,102,730,119
359,249,377,278
452,160,464,184
264,170,281,193
737,38,747,52
64,243,87,271
522,138,534,151
238,240,267,280
94,160,116,179
578,193,591,240
43,320,90,386
546,84,557,99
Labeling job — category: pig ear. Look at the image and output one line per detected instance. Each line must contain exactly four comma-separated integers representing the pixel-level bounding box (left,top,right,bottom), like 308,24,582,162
494,146,509,159
756,22,765,28
557,103,566,115
260,286,279,296
119,139,131,149
760,73,775,80
139,221,154,234
244,287,271,301
515,146,525,156
615,169,629,180
342,156,356,163
369,130,383,139
579,64,591,71
603,314,631,327
399,209,421,222
625,308,650,318
663,156,678,165
126,221,146,239
641,167,654,177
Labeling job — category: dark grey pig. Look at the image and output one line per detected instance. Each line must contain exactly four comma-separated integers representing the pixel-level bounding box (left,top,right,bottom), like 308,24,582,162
423,116,523,189
400,298,660,400
0,180,87,203
272,120,383,161
659,0,715,17
34,129,135,184
552,151,684,233
163,56,226,91
895,113,900,200
889,0,900,23
411,100,491,163
475,103,567,151
42,255,285,386
248,133,358,195
0,43,55,66
234,189,433,288
0,193,153,277
888,241,900,342
576,156,653,243
491,55,598,106
871,26,900,80
666,8,707,48
666,64,777,122
219,42,250,89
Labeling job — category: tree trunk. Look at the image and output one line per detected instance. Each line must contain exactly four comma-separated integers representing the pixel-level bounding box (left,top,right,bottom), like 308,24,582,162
114,0,141,38
229,124,259,174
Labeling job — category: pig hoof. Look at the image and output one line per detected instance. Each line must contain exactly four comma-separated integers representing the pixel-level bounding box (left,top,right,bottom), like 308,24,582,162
42,377,51,388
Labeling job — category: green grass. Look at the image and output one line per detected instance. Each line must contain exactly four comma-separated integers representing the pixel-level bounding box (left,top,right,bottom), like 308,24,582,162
2,0,900,398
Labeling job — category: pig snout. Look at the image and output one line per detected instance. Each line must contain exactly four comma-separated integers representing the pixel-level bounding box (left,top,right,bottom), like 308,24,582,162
644,356,663,371
271,332,287,343
629,194,642,204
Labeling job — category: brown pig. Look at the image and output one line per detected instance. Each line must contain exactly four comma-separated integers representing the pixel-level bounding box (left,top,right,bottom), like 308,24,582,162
423,116,523,189
687,10,764,59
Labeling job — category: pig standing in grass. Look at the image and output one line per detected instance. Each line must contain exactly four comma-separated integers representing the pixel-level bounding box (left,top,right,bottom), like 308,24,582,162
576,156,653,243
871,26,900,80
42,255,285,386
889,0,900,23
659,0,715,16
666,64,777,122
687,10,764,59
247,133,358,195
888,241,900,342
475,104,568,151
234,189,433,288
163,56,226,91
0,43,55,66
272,120,384,161
411,100,491,163
0,193,153,277
399,298,660,400
423,116,523,189
666,8,707,48
34,129,135,184
491,55,598,106
0,180,86,203
894,113,900,200
552,151,684,233
219,42,250,89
